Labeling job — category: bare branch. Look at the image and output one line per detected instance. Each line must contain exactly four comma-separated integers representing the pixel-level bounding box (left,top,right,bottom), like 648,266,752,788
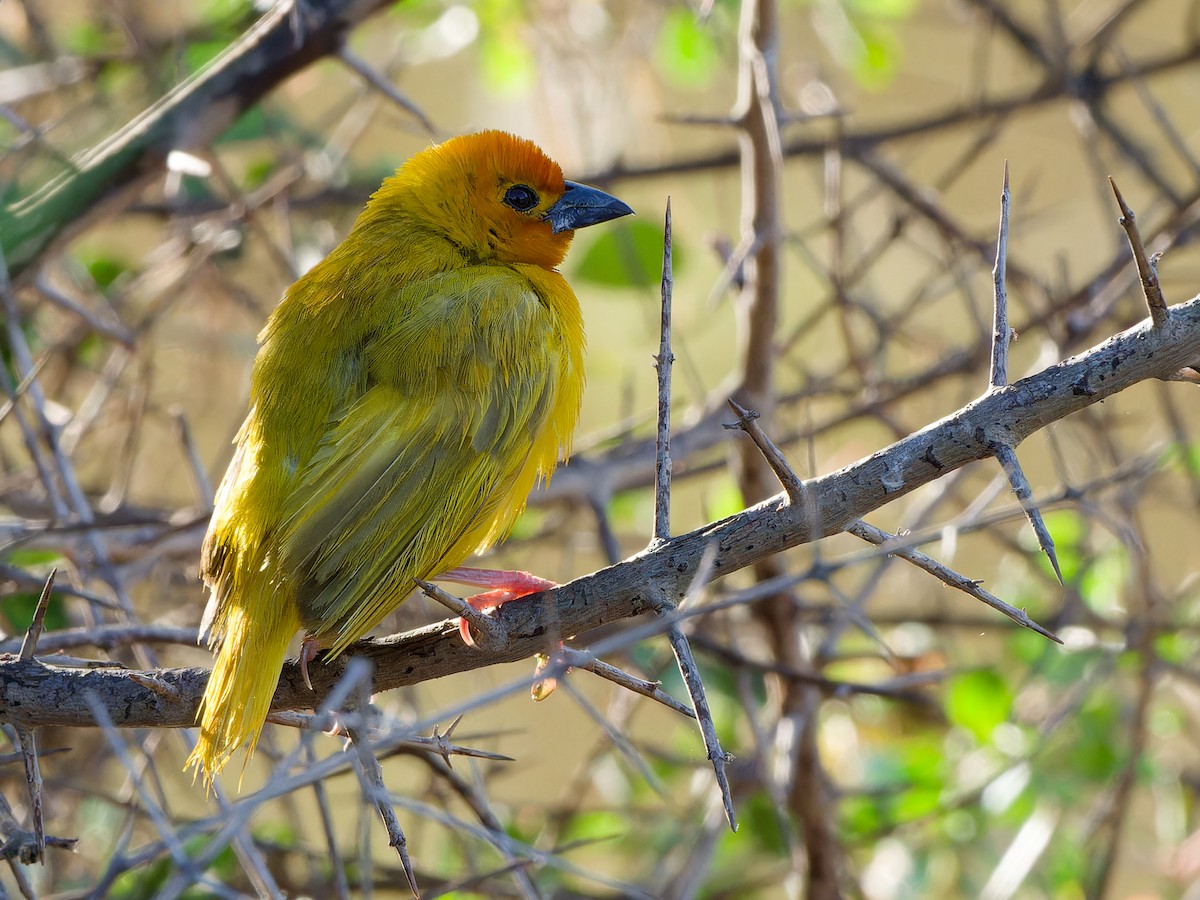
653,198,675,544
994,444,1064,585
336,47,438,138
650,590,739,833
846,520,1061,643
0,0,394,280
991,162,1013,388
724,399,803,503
346,705,419,897
4,292,1200,729
17,569,56,661
1109,177,1169,327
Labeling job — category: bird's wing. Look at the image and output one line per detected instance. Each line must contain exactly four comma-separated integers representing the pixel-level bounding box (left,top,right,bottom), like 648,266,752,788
275,267,576,654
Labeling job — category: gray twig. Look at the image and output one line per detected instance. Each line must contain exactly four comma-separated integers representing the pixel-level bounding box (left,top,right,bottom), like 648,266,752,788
1109,177,1168,327
724,399,803,503
17,569,57,661
337,47,438,137
995,444,1064,584
560,648,696,719
846,520,1060,642
990,161,1013,388
652,591,739,833
646,198,738,830
653,198,674,544
345,679,420,898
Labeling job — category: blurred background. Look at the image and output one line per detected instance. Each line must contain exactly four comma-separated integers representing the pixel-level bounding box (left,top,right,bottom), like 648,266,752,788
2,0,1200,896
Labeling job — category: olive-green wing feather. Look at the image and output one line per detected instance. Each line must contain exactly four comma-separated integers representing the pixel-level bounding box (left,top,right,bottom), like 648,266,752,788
275,268,574,655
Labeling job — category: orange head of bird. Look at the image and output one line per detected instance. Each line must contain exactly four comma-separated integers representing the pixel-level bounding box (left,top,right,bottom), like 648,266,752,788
377,130,633,269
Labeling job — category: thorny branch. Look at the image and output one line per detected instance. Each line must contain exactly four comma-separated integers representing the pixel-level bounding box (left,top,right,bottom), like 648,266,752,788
5,289,1198,728
4,0,1200,895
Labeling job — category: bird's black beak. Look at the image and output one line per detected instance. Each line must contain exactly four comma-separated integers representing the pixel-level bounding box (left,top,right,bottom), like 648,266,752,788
543,181,634,234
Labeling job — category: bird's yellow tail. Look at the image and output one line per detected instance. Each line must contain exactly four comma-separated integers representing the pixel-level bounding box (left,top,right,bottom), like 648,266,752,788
186,598,301,786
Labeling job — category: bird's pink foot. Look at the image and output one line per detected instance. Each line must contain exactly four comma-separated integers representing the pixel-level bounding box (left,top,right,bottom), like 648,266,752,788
438,567,569,698
439,567,557,647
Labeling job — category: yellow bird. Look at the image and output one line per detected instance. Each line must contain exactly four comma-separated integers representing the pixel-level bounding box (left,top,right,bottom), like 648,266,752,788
189,131,632,783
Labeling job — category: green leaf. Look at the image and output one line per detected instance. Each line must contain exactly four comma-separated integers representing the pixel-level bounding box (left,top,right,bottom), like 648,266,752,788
849,0,918,18
506,505,544,541
1160,441,1200,477
1154,631,1194,666
218,105,271,144
182,39,227,75
197,0,253,28
573,220,681,289
561,810,625,845
894,784,941,820
1078,548,1127,617
944,670,1012,743
608,488,653,531
704,476,745,521
1052,691,1122,781
243,157,279,190
897,736,945,785
654,9,721,88
76,331,106,366
479,35,534,95
3,548,64,568
76,251,130,290
942,809,978,843
64,21,121,56
1036,644,1095,687
741,791,787,854
852,23,898,87
0,591,69,635
811,3,903,89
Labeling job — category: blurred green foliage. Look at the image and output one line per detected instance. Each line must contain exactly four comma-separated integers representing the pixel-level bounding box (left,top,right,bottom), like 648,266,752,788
573,220,684,290
654,8,724,89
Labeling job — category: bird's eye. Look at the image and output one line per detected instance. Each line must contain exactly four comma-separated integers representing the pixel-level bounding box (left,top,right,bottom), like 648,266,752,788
503,184,539,212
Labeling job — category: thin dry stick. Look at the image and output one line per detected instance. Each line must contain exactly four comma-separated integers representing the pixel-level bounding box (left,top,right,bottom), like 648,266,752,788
653,198,675,545
32,275,135,346
12,727,44,863
990,161,1012,388
985,166,1063,583
0,351,52,428
8,287,1199,729
305,740,352,900
266,710,516,764
173,664,380,898
337,47,438,138
561,649,697,719
10,569,58,864
846,520,1062,643
1109,177,1168,327
1,0,395,280
724,379,1060,642
725,399,802,503
173,409,214,509
648,199,739,832
18,569,57,661
559,679,667,798
347,719,419,898
995,444,1064,584
655,599,738,832
82,693,209,887
413,753,542,900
